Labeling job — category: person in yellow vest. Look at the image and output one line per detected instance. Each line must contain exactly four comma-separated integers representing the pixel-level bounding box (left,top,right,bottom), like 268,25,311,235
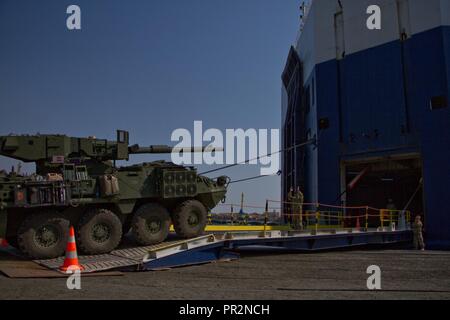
413,215,425,251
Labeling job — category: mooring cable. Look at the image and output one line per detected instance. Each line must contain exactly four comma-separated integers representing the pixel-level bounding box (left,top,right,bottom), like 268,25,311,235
228,172,281,185
200,138,316,175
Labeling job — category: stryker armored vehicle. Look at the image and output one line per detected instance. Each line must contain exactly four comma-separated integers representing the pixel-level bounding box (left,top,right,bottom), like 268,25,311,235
0,130,228,258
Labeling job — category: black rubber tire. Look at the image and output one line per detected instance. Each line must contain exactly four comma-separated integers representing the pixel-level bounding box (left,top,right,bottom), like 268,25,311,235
17,211,70,259
76,208,122,255
131,203,171,245
172,200,207,238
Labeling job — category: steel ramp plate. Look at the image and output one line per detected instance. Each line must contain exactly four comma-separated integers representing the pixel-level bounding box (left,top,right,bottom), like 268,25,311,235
225,230,412,251
33,239,208,273
144,235,216,259
141,243,239,271
34,254,137,273
0,250,123,278
111,239,187,261
0,264,123,278
31,229,411,273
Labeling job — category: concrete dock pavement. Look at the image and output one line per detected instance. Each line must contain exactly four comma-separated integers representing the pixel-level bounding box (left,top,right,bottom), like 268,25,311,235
0,249,449,300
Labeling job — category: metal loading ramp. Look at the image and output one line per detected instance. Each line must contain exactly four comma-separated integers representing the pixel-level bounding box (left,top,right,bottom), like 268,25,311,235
219,229,412,251
33,228,412,273
33,239,194,273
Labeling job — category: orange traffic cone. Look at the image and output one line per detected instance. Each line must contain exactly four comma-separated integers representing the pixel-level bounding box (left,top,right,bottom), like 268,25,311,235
356,217,361,229
59,226,84,272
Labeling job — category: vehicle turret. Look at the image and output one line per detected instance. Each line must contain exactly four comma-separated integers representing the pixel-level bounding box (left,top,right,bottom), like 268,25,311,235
0,130,216,163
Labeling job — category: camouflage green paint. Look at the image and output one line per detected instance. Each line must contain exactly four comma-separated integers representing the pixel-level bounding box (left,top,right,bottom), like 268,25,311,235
0,130,227,241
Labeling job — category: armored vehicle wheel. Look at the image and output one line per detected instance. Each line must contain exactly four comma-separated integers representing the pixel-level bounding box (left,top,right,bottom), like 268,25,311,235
17,211,70,259
131,203,171,245
77,208,122,255
172,200,207,238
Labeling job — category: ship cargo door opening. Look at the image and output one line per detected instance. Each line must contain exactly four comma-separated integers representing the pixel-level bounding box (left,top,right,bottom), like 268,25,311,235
343,157,424,217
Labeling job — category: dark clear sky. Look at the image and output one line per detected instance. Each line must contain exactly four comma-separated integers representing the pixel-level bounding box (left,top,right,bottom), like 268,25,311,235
0,0,301,210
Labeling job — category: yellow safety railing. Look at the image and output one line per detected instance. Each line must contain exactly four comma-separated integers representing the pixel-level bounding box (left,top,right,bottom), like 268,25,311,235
207,200,412,232
379,209,411,228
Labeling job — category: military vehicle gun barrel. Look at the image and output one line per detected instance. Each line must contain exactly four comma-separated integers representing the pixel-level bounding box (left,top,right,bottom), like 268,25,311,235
128,144,223,154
